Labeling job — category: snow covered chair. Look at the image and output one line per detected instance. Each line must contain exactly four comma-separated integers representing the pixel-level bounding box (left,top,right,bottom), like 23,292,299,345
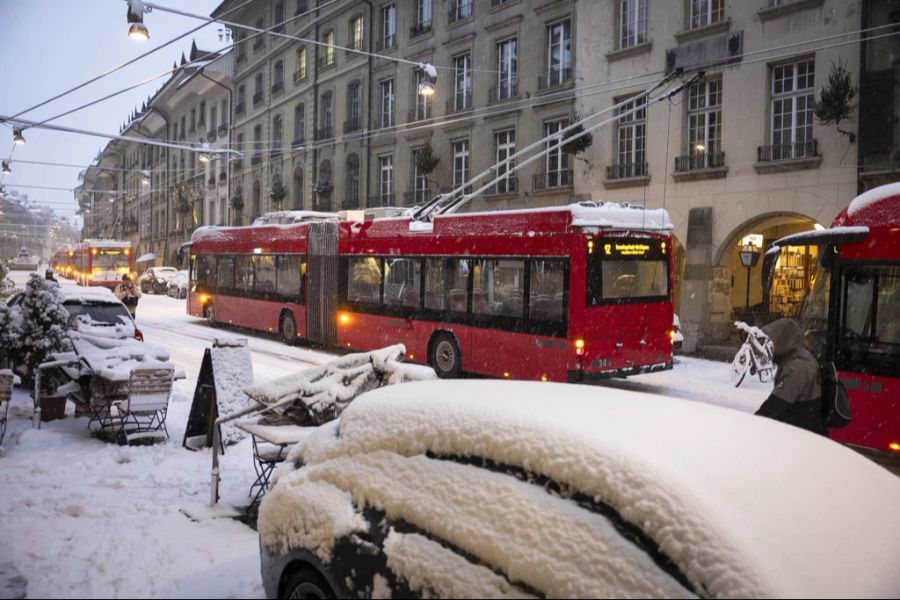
0,370,13,445
111,367,174,445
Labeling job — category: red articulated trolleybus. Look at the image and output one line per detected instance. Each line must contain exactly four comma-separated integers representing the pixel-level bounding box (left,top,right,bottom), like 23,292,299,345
187,203,676,382
50,247,74,278
767,182,900,462
72,239,134,288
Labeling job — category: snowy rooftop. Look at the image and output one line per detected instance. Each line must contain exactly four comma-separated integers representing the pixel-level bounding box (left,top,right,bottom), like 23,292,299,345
251,211,339,226
78,239,132,249
270,380,900,598
437,201,673,231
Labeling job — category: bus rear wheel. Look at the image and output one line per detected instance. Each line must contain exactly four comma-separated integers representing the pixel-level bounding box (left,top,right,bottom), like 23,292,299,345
281,312,297,345
205,303,215,326
430,333,461,378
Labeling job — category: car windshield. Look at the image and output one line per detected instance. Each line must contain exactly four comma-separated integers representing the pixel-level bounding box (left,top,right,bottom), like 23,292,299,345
63,302,132,327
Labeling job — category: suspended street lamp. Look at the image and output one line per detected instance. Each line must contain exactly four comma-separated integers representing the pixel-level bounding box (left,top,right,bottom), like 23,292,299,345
127,0,150,41
1,161,10,175
13,128,26,145
417,63,437,96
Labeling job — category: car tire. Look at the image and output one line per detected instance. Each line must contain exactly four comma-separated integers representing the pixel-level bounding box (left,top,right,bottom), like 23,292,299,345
429,332,461,379
282,566,336,600
281,312,297,346
205,302,215,326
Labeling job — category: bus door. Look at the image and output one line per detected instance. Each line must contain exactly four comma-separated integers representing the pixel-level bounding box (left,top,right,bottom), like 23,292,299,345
307,221,339,345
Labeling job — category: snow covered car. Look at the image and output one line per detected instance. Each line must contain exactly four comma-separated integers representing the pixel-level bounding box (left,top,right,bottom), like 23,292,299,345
61,288,143,341
673,314,684,352
138,266,178,294
258,380,900,599
166,270,188,299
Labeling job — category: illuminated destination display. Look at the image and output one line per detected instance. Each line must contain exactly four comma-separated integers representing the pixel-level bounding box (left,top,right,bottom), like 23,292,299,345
592,238,666,260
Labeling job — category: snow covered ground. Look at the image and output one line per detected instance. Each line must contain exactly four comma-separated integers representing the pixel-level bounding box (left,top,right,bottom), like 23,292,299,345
0,269,770,598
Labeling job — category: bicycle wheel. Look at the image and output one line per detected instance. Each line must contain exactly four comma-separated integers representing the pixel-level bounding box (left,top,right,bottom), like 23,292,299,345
730,346,752,387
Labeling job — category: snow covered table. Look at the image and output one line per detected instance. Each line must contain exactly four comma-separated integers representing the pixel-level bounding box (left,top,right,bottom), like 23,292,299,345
234,421,316,504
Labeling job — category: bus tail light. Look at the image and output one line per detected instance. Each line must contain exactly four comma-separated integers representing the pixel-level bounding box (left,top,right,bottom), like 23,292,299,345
134,328,144,342
889,441,900,453
575,339,585,356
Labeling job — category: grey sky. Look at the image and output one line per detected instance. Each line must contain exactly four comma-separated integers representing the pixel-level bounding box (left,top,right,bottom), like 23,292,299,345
0,0,225,221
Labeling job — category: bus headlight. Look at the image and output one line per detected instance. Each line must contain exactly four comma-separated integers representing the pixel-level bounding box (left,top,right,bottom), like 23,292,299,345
889,441,900,453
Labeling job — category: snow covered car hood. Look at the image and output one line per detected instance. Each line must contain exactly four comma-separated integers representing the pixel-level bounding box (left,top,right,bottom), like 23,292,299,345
263,380,900,598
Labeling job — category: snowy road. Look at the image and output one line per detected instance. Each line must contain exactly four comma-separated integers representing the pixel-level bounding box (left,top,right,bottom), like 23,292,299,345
1,270,771,598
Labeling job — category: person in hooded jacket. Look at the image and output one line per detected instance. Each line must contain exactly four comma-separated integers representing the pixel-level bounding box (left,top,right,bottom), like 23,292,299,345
755,317,825,435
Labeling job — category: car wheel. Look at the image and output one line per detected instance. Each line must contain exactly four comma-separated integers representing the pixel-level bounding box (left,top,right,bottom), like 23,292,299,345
730,346,751,388
429,333,461,378
205,303,215,326
283,567,336,600
281,312,297,345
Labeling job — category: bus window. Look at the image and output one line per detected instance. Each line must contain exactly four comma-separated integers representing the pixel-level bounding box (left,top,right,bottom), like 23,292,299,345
255,255,277,294
347,257,382,304
196,254,216,289
276,255,304,302
385,258,421,309
424,258,446,311
530,259,566,321
217,255,235,290
840,265,900,344
875,268,900,344
586,239,668,305
235,255,254,291
447,259,470,313
799,262,830,333
474,259,525,318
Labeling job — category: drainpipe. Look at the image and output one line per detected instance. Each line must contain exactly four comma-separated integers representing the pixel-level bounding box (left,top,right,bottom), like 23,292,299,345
364,0,373,211
198,68,233,226
311,20,320,212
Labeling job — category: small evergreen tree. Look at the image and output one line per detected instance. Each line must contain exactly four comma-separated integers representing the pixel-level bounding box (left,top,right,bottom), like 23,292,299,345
814,60,857,142
0,261,15,301
0,302,22,369
16,274,70,386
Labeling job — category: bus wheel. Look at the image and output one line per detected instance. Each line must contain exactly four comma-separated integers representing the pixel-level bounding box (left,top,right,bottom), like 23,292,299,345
280,312,297,345
205,303,215,326
430,333,461,378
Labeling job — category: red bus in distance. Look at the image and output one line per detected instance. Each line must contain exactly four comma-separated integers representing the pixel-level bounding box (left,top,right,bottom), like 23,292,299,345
50,247,74,278
187,203,675,382
72,240,134,288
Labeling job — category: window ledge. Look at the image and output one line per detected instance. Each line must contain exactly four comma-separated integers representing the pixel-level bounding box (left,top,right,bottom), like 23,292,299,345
753,156,821,174
447,16,475,31
758,0,824,22
672,166,728,182
408,30,435,45
674,19,731,44
601,175,651,189
490,0,523,14
605,41,653,63
536,79,575,97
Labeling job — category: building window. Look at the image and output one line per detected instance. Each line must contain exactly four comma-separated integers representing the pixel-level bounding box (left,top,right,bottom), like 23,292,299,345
210,105,217,132
769,59,816,160
317,160,332,211
350,16,364,51
254,18,265,50
612,95,648,178
253,125,263,163
453,53,472,111
274,1,284,31
180,116,186,139
220,99,228,128
497,38,518,100
235,132,244,168
199,100,206,126
295,46,307,81
413,0,432,36
690,0,724,29
323,30,335,65
412,148,430,204
415,69,433,120
547,21,571,88
684,79,722,170
619,0,647,49
494,129,516,194
320,92,333,139
190,108,196,133
544,119,570,187
452,140,470,193
346,154,360,209
346,81,361,132
296,0,309,15
294,104,305,145
252,181,261,218
381,5,396,50
380,79,394,128
293,167,303,209
273,60,284,93
254,72,264,106
273,115,283,154
453,0,473,21
378,155,394,205
236,86,245,113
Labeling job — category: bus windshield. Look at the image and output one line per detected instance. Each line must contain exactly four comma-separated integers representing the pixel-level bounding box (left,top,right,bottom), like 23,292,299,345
586,239,669,305
92,249,129,270
798,259,830,333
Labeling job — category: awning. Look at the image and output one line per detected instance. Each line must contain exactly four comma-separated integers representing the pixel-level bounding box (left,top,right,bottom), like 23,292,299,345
135,253,157,263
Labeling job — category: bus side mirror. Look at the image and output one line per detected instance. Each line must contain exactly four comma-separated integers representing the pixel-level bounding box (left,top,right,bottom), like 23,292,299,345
819,242,836,270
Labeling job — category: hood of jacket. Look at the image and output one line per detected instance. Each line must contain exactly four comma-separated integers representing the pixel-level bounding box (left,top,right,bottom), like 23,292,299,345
762,318,805,364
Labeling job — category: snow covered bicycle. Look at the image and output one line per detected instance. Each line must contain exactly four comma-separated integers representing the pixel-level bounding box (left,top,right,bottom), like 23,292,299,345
730,321,776,387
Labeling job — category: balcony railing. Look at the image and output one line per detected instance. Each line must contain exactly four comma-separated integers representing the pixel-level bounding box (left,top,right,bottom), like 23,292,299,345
317,125,334,140
317,54,336,69
538,67,573,90
343,117,361,134
408,107,432,122
271,82,284,95
235,102,245,115
291,137,306,149
447,91,472,113
489,78,519,103
293,70,307,85
410,21,432,39
533,169,573,190
345,41,364,59
606,162,649,180
368,193,395,207
757,140,818,162
251,154,262,166
253,37,264,51
376,34,397,51
675,152,726,172
218,123,228,136
487,175,518,195
253,92,263,107
207,130,217,142
448,1,473,23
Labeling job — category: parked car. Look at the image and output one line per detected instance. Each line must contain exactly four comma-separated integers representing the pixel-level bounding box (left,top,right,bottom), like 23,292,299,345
59,287,143,341
673,313,684,352
138,266,178,294
166,270,189,299
258,380,900,599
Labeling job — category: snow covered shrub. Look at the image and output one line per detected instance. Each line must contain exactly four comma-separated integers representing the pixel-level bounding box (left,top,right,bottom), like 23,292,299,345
0,301,24,369
0,261,15,301
14,274,70,386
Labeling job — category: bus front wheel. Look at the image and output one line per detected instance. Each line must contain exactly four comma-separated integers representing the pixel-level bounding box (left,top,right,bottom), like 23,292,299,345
280,312,297,345
430,333,461,378
205,303,215,326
